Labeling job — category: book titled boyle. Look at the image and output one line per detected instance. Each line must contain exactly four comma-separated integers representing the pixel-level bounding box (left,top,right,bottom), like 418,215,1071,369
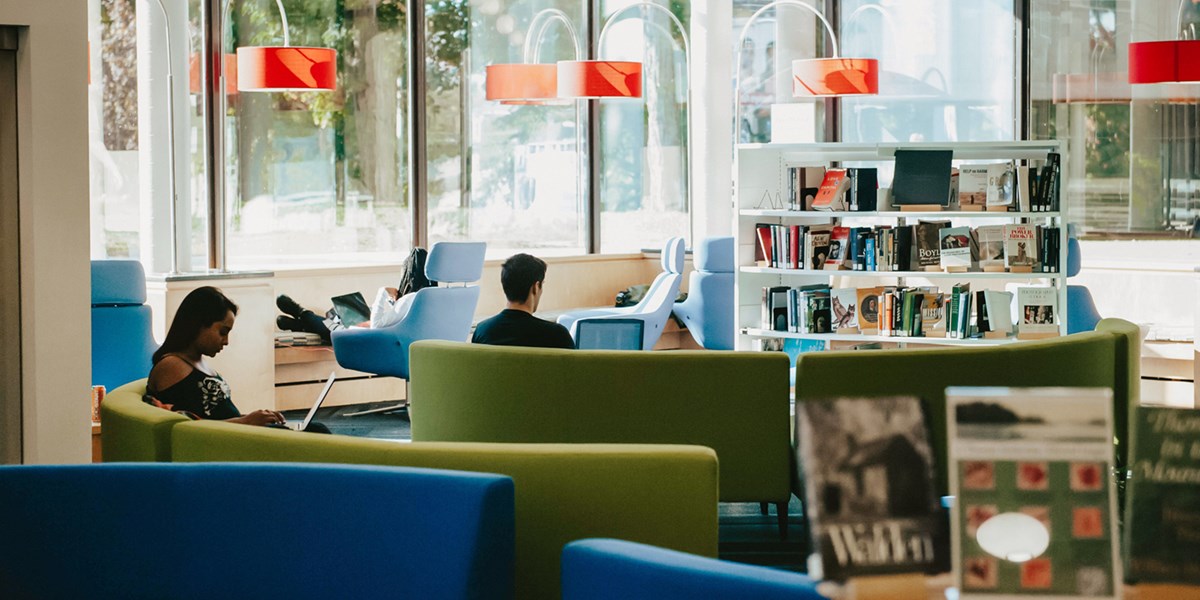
796,396,949,581
1124,406,1200,585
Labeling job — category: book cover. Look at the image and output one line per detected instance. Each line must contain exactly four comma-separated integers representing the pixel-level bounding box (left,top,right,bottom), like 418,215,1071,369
826,226,851,270
831,288,858,332
807,288,833,334
813,168,851,211
959,165,990,208
916,221,950,269
848,167,879,211
1004,224,1037,269
807,225,833,270
771,286,790,332
1017,286,1058,337
755,223,773,267
940,226,973,270
856,286,884,334
921,292,946,337
986,162,1016,207
891,149,954,206
982,290,1014,335
1124,406,1200,585
975,225,1006,270
797,396,948,581
947,387,1120,599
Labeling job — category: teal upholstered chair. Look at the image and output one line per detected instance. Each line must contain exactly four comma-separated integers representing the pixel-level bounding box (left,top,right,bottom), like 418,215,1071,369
91,260,158,393
672,236,735,350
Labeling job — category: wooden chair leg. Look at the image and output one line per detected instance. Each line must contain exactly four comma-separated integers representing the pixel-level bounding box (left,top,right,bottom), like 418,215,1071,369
759,502,769,516
776,501,788,541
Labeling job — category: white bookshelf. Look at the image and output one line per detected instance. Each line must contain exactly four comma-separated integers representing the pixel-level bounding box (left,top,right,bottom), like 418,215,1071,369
734,140,1068,351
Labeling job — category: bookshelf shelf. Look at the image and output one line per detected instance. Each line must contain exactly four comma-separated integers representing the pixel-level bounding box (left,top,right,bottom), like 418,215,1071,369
734,140,1068,352
742,328,1022,347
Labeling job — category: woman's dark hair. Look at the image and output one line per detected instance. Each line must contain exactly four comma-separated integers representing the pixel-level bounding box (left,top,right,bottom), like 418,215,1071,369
152,286,238,364
396,247,436,296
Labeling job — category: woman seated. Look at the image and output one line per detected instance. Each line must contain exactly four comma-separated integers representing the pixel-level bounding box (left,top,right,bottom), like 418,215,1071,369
147,285,328,432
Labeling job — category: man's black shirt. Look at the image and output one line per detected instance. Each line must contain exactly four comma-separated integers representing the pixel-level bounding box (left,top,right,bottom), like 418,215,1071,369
472,309,575,349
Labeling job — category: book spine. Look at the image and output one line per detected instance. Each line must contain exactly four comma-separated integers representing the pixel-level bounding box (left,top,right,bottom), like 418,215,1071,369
790,224,802,270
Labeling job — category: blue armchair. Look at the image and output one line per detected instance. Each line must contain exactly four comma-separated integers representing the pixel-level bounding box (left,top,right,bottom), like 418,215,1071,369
0,462,515,599
561,539,822,600
332,241,486,414
557,237,686,350
671,236,734,350
1066,229,1102,334
91,260,158,392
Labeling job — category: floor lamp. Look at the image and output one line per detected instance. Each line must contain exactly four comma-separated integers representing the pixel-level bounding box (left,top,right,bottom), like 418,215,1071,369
146,0,183,274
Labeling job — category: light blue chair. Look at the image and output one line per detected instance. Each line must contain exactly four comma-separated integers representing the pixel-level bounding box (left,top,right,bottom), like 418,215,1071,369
0,462,515,599
561,539,822,600
91,260,158,393
557,237,686,350
671,236,734,350
1066,230,1102,334
332,241,486,415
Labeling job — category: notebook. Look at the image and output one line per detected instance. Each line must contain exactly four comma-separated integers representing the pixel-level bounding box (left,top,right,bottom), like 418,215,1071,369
331,292,371,327
281,371,337,431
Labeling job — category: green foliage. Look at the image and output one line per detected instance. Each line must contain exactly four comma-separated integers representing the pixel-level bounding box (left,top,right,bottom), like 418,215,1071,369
1084,104,1129,179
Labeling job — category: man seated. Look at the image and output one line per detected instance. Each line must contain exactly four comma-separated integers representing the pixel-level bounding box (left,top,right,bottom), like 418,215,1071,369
472,253,575,349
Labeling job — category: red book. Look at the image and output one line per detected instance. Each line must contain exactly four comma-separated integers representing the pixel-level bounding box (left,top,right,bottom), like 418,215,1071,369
754,224,772,267
789,225,801,269
812,168,850,211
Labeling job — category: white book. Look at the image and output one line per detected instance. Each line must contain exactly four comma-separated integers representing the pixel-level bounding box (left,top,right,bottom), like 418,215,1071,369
1017,286,1058,336
985,162,1016,207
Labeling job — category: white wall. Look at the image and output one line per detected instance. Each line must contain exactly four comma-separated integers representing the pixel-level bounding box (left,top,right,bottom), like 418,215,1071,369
1,1,91,463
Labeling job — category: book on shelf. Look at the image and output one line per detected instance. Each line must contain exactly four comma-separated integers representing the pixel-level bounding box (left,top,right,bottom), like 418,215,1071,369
847,167,879,211
974,225,1006,271
1039,227,1060,273
806,225,833,270
813,168,851,211
982,290,1014,335
1032,152,1061,212
940,226,973,271
891,149,954,207
893,226,914,271
947,283,973,339
1124,406,1200,586
946,387,1119,599
771,286,790,331
755,223,773,267
856,287,884,334
807,287,833,334
826,226,851,270
1017,164,1034,212
959,165,990,209
788,165,826,211
796,396,949,581
916,221,950,270
1017,286,1058,337
921,291,947,337
985,162,1017,209
1003,224,1037,270
831,288,858,333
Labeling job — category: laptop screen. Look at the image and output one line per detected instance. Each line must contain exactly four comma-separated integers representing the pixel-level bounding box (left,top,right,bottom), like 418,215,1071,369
576,319,644,351
300,372,337,429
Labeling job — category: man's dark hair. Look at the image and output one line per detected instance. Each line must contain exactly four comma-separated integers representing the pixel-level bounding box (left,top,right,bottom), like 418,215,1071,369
501,253,547,303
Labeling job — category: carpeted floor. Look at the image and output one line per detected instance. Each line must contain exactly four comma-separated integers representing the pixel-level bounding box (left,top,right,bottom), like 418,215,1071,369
285,403,812,572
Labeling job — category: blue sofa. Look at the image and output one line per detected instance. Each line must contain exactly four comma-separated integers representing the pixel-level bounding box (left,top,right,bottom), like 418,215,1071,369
0,463,515,599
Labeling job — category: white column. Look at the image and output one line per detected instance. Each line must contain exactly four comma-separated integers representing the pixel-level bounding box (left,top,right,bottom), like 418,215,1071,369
691,0,732,240
137,0,191,274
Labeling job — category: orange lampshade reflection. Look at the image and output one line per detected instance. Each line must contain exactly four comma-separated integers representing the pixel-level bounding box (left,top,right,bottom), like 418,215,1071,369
792,58,879,96
189,53,239,95
1128,40,1200,84
556,60,642,99
486,64,560,104
236,46,337,92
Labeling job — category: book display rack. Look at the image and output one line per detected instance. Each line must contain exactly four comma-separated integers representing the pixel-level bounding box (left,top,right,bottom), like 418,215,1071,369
735,141,1067,350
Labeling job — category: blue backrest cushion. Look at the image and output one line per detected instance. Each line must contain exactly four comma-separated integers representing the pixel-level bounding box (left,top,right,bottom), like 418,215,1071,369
0,463,515,600
92,304,156,391
426,241,487,283
91,260,147,306
695,237,734,273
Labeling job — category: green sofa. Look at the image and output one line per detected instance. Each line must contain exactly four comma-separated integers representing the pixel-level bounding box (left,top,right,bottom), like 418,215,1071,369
409,341,792,506
100,379,190,462
793,318,1141,495
101,383,718,600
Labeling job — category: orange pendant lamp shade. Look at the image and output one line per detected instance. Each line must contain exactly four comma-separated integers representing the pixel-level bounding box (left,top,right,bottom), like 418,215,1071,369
236,46,337,92
190,53,239,95
486,64,559,104
792,57,879,96
1128,40,1200,84
556,60,642,98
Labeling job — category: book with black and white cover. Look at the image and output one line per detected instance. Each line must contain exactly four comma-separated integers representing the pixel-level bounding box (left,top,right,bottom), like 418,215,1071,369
940,227,973,270
1004,224,1037,270
831,287,858,332
797,396,948,581
826,226,851,270
958,165,990,209
947,387,1119,599
974,225,1006,271
916,221,950,269
806,225,833,270
806,287,833,333
1017,286,1058,337
985,162,1016,208
771,286,790,332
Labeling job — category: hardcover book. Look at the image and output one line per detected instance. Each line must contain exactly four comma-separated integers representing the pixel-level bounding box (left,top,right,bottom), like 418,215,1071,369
826,226,851,270
806,225,833,270
959,165,990,208
856,286,884,334
916,221,950,269
974,225,1006,270
813,168,851,211
797,396,948,581
985,162,1016,208
831,288,858,332
1004,224,1037,270
1124,406,1200,585
982,290,1014,335
940,226,973,270
1017,286,1058,337
891,149,954,206
947,387,1120,599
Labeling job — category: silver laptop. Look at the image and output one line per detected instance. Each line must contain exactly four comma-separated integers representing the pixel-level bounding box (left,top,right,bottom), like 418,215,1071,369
281,371,337,431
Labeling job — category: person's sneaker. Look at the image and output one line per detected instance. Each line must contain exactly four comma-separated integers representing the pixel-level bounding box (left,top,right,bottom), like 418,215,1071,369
276,294,303,318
